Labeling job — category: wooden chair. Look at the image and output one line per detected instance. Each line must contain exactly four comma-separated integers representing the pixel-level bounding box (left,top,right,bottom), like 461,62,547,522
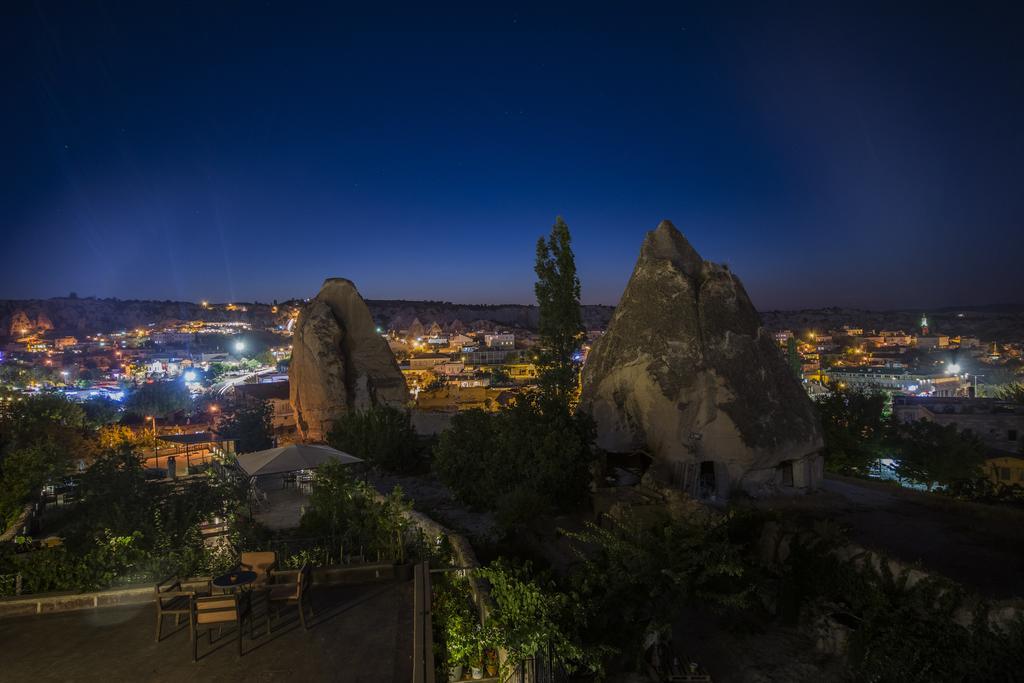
268,562,313,630
155,575,202,642
240,551,277,587
191,593,251,662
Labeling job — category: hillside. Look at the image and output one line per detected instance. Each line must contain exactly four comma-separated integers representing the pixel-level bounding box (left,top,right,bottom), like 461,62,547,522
3,296,1022,341
0,296,614,337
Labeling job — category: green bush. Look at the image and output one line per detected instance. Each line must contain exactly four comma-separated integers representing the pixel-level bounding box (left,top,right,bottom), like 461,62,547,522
327,405,422,473
0,394,94,529
0,447,248,595
299,459,415,561
216,400,274,454
433,398,595,528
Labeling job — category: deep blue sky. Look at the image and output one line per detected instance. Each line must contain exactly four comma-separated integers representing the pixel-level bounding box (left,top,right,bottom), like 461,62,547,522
3,3,1022,309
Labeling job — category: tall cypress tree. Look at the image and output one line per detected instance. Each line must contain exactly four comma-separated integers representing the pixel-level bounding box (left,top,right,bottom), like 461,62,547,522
534,216,584,408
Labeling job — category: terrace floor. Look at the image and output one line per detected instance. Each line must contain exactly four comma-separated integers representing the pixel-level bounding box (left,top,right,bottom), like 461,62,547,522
253,487,310,530
0,580,414,682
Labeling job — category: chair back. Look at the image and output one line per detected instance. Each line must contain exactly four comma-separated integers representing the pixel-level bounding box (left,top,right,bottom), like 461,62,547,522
297,562,311,599
155,574,181,596
241,551,277,579
193,594,240,626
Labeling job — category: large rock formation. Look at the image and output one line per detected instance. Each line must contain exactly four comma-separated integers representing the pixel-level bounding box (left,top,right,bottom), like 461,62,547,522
580,221,823,497
289,278,409,441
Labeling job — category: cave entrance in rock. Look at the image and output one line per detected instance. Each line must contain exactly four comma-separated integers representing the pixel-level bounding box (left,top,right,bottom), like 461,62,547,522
778,460,795,487
698,460,717,497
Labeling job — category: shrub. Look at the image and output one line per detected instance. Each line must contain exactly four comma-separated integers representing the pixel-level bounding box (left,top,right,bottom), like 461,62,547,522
327,405,421,473
433,398,595,528
299,460,416,560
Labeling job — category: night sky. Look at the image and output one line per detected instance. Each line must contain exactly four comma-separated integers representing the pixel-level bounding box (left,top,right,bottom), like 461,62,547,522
3,3,1023,310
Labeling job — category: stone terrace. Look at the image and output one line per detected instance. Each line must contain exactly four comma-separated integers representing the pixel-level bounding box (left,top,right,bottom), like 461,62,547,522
0,581,413,682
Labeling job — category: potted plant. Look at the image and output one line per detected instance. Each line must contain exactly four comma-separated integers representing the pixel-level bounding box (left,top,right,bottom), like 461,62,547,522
469,648,484,680
445,611,471,681
485,648,499,677
469,622,501,679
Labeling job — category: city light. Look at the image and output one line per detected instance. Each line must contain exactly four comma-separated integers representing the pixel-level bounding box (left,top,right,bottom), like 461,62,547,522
183,370,197,382
234,341,245,352
947,363,961,374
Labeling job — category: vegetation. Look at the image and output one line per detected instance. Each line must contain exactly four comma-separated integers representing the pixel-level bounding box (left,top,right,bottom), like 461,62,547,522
299,459,418,561
0,446,244,594
563,508,752,671
785,336,802,381
217,400,274,453
993,381,1024,403
816,387,892,476
327,404,421,473
479,559,604,674
774,518,1024,682
81,396,121,427
534,216,585,408
893,420,985,491
0,395,95,529
433,396,595,529
124,380,191,419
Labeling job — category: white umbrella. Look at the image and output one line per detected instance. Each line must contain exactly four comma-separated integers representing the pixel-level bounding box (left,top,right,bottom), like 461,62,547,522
235,443,362,477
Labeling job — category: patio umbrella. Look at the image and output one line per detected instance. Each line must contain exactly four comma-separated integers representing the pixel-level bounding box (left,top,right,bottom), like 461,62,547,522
235,443,363,477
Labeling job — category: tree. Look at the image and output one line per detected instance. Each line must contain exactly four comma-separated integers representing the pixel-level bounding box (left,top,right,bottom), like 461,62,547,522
816,387,892,475
0,395,93,528
327,405,421,473
563,508,750,670
894,420,985,491
487,367,512,387
786,337,802,381
124,381,191,419
433,397,595,529
82,396,121,427
217,401,273,454
993,382,1024,403
534,216,584,408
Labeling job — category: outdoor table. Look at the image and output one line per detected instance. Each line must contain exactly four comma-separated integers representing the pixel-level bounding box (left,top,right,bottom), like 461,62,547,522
212,570,258,592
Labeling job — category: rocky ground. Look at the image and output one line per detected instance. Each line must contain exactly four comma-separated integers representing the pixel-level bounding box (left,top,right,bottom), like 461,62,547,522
748,474,1024,599
365,469,499,543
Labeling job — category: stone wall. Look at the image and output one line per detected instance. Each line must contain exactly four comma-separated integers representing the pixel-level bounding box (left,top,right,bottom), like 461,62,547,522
0,562,402,620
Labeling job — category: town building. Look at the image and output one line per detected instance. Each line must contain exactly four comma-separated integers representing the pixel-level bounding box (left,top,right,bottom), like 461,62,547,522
827,367,964,396
233,380,295,435
893,396,1024,487
484,333,515,349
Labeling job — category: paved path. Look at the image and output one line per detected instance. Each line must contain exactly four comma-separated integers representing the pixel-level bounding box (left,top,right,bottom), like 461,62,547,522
0,581,413,682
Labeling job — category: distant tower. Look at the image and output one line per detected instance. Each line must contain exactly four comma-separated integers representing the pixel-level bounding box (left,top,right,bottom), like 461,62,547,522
920,314,929,336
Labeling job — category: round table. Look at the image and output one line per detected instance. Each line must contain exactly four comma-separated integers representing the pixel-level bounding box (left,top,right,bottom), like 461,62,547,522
212,570,258,592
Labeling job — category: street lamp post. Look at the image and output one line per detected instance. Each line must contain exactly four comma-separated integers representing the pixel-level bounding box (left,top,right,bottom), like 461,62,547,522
146,415,156,463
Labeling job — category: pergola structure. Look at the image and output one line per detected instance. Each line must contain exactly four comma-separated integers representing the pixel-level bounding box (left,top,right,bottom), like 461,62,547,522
153,432,236,474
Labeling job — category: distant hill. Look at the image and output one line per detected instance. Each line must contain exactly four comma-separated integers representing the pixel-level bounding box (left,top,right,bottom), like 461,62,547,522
760,305,1024,342
0,296,615,337
2,296,1020,342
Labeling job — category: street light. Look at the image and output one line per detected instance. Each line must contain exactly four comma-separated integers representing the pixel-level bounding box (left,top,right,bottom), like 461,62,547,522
234,341,245,353
946,363,961,375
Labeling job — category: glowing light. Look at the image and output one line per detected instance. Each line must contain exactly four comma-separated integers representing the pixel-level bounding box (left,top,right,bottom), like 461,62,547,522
183,370,197,382
234,341,245,352
946,363,961,374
